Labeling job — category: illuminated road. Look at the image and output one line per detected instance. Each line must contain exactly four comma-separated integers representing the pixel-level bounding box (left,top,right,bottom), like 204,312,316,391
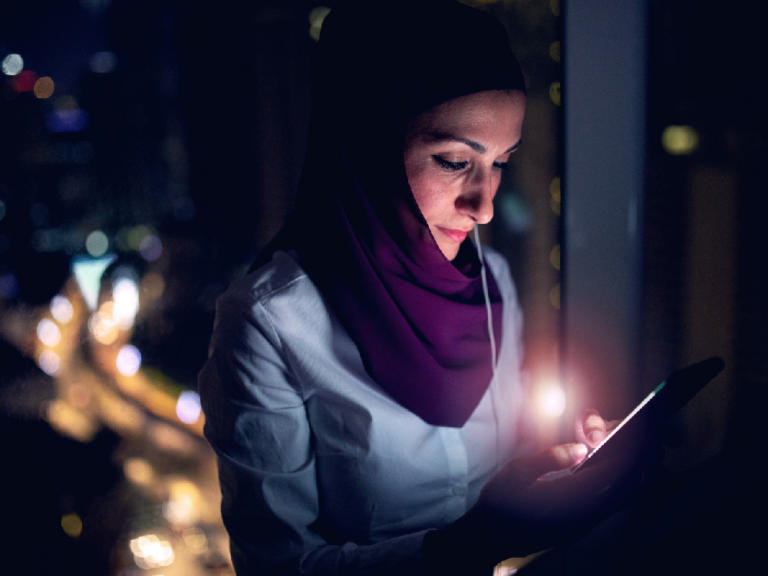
1,270,233,575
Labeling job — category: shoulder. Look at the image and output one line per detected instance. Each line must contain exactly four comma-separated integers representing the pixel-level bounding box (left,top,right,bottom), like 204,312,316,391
210,250,327,346
215,251,318,317
223,250,309,306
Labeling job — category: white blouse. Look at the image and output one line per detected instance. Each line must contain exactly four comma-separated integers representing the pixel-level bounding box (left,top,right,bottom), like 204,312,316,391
198,248,525,575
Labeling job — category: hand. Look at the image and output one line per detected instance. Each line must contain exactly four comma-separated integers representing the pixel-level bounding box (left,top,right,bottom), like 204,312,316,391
574,409,620,448
424,442,636,575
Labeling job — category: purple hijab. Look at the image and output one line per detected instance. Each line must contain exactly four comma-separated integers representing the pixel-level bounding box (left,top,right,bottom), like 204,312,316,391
267,1,526,427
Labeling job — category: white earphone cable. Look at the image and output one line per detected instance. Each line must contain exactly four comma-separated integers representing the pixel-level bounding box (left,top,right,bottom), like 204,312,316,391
473,224,497,376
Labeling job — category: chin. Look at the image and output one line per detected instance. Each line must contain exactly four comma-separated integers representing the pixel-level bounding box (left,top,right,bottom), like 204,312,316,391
441,245,460,261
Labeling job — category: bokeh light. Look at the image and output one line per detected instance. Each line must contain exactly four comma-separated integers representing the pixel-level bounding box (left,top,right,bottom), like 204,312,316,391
549,41,561,62
116,344,142,376
112,274,140,329
309,6,331,42
37,317,62,347
549,244,561,271
123,457,155,486
549,177,561,215
33,75,55,99
175,390,202,425
72,254,116,310
37,349,61,376
661,125,699,155
1,53,23,76
549,81,561,106
163,479,200,526
85,229,109,257
89,301,120,345
138,233,163,261
11,69,37,92
129,534,175,569
61,513,83,538
50,294,74,324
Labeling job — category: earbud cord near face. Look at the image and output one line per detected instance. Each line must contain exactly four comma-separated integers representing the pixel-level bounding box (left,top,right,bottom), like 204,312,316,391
473,224,497,376
473,223,501,471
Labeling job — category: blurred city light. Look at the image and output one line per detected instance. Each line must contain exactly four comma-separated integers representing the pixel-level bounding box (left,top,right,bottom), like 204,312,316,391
11,69,37,92
138,233,163,262
129,534,175,570
89,301,120,345
61,513,83,538
123,457,155,486
498,192,531,233
549,177,561,215
72,254,116,310
46,107,90,133
50,294,74,324
175,390,202,425
549,41,561,62
549,244,561,271
163,479,200,527
125,225,152,251
549,81,561,106
662,125,699,155
116,344,142,376
1,53,23,76
37,349,61,376
85,229,109,257
112,274,140,329
33,75,55,99
309,6,331,42
89,50,117,74
36,317,62,347
44,399,98,442
181,527,209,554
533,378,567,419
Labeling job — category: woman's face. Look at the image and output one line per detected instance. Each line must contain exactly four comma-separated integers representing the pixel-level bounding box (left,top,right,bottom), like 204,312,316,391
403,90,526,261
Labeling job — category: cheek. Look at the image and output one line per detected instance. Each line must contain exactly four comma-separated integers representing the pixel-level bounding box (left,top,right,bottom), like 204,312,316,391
406,167,453,224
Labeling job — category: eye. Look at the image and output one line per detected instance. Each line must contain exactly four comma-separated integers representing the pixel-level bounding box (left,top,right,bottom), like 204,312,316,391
493,160,509,171
432,155,468,172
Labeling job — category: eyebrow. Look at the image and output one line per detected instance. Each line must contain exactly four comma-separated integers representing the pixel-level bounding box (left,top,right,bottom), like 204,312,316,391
426,131,521,154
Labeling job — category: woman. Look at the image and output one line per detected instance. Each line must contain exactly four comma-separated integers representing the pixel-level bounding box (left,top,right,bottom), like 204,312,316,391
199,2,628,574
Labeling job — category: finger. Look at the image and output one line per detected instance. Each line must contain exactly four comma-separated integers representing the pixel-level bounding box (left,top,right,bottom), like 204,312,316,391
550,443,589,468
575,409,608,447
510,443,588,485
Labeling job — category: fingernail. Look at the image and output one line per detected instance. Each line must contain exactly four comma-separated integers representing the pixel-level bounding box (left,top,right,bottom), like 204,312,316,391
588,431,601,444
570,443,588,459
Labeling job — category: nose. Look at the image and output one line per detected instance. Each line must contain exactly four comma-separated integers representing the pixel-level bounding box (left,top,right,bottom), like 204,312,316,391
456,166,496,224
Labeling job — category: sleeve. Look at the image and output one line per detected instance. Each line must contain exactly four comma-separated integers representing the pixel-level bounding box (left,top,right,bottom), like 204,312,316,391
197,288,429,576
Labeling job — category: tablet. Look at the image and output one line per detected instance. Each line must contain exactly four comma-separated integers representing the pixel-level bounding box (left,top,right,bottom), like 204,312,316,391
541,356,725,480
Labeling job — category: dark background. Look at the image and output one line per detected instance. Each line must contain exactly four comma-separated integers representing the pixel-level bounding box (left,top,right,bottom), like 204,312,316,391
1,0,764,574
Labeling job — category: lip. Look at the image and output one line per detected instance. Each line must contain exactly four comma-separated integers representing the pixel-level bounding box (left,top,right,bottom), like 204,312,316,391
437,226,470,243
